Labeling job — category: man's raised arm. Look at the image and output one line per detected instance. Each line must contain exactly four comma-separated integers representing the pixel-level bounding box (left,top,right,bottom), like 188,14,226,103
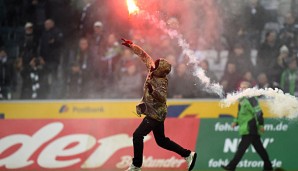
121,38,155,71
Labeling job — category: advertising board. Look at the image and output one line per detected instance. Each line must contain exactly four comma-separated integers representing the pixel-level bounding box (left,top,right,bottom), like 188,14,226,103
0,118,199,170
195,118,298,170
0,100,274,119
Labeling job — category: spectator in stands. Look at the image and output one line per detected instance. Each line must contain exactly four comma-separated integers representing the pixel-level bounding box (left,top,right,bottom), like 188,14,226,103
243,0,266,49
66,37,94,99
116,61,142,98
87,21,105,90
280,57,298,96
0,48,16,100
40,19,63,97
220,62,241,94
270,45,290,85
171,63,196,98
17,22,44,99
227,43,254,76
279,13,298,52
89,21,104,60
101,33,122,83
257,30,279,75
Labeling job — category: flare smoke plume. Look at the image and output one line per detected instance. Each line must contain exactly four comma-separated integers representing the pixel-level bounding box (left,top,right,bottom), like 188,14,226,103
137,11,224,97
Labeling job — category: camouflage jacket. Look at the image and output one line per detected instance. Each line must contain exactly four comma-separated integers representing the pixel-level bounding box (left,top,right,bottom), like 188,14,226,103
130,44,171,122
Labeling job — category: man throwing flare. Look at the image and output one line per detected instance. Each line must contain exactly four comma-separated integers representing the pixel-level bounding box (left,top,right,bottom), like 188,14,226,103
121,38,197,171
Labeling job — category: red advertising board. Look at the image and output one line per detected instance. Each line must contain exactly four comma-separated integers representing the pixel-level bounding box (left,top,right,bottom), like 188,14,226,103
0,118,199,170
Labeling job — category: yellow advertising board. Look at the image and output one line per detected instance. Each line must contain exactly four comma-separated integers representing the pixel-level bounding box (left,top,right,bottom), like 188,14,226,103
0,99,275,119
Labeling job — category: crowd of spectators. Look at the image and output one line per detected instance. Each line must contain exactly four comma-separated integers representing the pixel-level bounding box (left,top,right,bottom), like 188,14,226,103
1,0,298,100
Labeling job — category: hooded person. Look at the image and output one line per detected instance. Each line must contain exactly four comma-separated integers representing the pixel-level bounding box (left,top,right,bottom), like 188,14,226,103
121,38,197,171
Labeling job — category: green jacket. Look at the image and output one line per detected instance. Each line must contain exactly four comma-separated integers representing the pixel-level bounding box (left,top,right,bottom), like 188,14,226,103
130,43,171,122
233,97,264,135
280,68,298,96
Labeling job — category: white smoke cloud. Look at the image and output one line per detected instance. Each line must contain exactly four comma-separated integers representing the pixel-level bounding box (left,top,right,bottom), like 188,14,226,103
221,87,298,119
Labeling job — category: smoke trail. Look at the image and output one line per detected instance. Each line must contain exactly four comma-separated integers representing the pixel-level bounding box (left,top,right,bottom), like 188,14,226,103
221,87,298,119
137,11,224,97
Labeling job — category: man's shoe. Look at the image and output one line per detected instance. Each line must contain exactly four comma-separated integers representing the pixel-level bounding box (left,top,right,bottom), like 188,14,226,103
125,164,141,171
221,165,235,171
185,151,197,171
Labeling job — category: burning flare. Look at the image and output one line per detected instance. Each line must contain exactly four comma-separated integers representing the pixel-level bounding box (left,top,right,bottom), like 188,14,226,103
126,0,140,15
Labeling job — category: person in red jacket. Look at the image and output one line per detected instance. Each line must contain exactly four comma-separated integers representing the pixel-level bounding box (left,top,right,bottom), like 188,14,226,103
121,38,197,171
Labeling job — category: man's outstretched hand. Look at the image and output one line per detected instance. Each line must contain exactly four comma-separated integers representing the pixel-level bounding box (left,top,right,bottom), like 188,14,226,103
121,38,133,48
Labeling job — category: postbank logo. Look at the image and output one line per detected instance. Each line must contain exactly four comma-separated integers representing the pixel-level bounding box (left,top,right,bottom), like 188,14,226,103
59,105,104,114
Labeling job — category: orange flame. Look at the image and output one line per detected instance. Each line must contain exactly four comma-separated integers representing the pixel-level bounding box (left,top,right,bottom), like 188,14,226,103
126,0,140,15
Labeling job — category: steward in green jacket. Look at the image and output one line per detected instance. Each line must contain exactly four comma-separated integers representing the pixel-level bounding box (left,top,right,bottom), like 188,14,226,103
222,81,273,171
234,96,264,136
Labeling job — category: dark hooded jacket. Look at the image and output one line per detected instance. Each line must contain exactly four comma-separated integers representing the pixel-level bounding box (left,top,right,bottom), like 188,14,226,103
130,43,171,122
